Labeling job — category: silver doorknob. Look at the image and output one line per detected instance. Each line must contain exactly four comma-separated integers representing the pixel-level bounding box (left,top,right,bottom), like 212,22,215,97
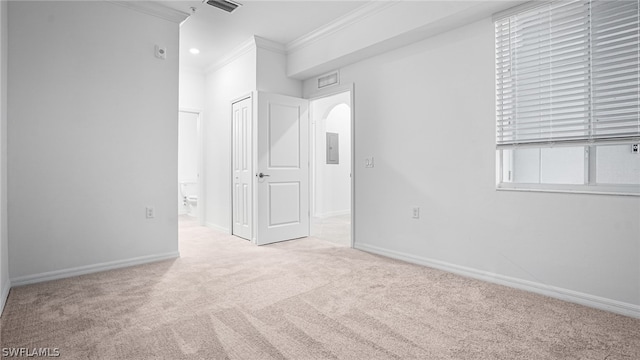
257,173,270,178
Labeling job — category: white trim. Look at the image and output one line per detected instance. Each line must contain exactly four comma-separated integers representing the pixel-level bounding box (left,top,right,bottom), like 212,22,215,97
10,252,179,287
229,93,255,241
205,37,255,75
107,1,190,24
0,279,10,316
254,36,286,55
307,83,354,101
496,184,640,197
251,92,259,245
286,1,399,53
231,93,253,105
207,36,286,76
206,221,230,234
314,209,351,219
355,243,640,319
179,107,203,115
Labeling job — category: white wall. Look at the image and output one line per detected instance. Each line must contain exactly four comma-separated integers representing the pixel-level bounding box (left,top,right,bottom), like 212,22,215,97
256,46,301,97
203,39,303,231
179,66,205,111
287,1,520,79
203,48,256,231
8,1,181,282
178,114,199,182
0,0,9,314
303,18,640,315
312,96,351,218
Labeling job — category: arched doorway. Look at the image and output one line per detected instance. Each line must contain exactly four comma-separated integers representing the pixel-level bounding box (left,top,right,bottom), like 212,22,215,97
310,91,352,246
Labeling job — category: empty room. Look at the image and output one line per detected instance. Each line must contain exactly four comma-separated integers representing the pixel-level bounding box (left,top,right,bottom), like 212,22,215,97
0,0,639,359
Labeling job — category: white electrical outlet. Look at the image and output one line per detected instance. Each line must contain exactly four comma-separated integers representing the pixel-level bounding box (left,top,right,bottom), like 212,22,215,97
412,207,420,219
365,157,375,168
633,144,639,154
146,207,155,219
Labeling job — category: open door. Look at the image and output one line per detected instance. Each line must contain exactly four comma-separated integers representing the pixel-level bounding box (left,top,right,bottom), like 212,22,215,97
232,97,252,240
256,92,310,245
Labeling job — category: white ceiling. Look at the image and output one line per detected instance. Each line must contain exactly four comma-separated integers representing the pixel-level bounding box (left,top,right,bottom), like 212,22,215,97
163,0,368,71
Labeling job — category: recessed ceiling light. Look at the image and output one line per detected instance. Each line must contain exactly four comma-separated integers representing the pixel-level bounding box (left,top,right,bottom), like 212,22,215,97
189,48,200,55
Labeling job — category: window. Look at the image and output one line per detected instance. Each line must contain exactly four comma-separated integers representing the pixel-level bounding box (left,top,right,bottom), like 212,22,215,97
495,0,640,195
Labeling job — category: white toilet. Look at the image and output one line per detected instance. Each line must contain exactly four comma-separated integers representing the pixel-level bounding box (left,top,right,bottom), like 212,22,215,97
179,182,198,217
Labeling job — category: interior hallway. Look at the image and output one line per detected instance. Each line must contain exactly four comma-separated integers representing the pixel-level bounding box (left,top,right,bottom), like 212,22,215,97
0,217,638,359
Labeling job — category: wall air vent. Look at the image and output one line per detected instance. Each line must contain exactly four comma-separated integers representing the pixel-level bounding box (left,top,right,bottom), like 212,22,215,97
317,71,339,89
205,0,242,13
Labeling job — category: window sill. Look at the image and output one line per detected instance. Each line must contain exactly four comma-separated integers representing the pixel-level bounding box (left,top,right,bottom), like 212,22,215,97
496,184,640,197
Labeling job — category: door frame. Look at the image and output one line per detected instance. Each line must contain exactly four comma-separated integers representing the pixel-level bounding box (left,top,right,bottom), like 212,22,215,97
307,83,356,248
179,108,205,226
229,93,255,240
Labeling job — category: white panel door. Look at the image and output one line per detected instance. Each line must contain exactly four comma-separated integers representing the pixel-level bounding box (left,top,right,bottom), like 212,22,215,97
256,92,309,245
232,97,252,240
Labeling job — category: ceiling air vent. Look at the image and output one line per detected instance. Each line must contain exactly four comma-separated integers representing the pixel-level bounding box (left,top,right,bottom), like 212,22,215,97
204,0,242,13
317,71,339,89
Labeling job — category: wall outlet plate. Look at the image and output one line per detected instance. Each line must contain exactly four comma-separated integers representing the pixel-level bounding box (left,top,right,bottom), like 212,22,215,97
633,144,639,154
365,157,374,168
146,207,155,219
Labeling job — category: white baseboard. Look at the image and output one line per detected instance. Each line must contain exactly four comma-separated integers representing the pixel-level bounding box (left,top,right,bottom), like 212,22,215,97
10,251,180,287
314,209,350,218
0,279,11,317
206,222,230,234
355,243,640,319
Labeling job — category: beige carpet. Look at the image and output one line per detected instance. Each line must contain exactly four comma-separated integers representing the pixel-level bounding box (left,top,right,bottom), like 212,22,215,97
1,216,639,359
311,214,351,247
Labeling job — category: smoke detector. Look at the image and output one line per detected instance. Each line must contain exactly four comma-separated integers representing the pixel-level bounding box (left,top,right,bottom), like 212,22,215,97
204,0,242,13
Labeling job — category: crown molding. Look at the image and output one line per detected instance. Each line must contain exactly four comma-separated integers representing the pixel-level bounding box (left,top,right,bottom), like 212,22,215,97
107,1,190,24
205,36,256,74
254,36,286,55
286,0,399,53
205,36,288,74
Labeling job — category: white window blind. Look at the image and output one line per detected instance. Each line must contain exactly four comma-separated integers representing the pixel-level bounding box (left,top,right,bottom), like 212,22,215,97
496,0,640,148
